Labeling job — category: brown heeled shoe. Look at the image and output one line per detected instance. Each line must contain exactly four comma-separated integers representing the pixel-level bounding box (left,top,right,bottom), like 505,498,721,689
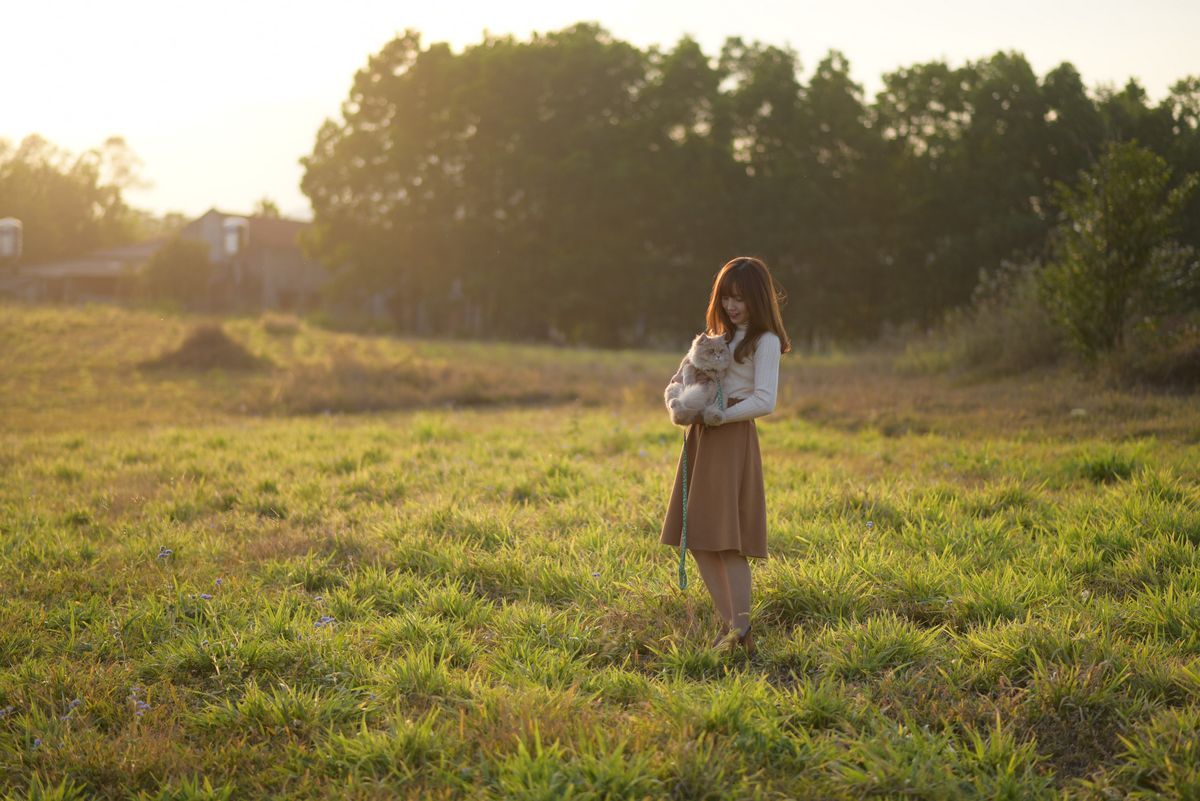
714,622,755,655
736,624,756,656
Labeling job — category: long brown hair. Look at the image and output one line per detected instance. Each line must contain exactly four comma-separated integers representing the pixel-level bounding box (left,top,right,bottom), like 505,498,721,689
705,256,792,363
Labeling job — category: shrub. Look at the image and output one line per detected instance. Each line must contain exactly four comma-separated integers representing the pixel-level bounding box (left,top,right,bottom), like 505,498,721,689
138,237,214,309
1038,140,1199,361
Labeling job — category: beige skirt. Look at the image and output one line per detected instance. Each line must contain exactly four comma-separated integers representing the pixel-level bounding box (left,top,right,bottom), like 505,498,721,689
659,397,768,559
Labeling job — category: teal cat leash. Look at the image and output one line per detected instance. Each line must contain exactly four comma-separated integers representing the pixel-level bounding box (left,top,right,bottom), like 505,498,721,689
678,382,725,590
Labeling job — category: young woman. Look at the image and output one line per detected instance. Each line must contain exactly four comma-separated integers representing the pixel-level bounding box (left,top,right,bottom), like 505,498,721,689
660,256,791,655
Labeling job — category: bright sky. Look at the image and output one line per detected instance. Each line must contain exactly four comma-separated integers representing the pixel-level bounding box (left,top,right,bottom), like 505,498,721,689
5,0,1197,222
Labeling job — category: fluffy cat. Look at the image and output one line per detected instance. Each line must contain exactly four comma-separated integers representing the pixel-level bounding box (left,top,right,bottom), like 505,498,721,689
664,332,731,426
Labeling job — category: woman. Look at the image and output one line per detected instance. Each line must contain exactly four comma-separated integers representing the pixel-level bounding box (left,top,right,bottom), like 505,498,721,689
660,256,791,655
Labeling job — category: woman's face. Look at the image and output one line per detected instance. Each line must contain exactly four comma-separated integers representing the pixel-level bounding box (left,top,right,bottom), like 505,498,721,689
721,288,747,326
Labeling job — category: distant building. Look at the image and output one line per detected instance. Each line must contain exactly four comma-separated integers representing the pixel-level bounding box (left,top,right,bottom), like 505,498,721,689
179,208,328,312
1,208,332,312
0,239,165,303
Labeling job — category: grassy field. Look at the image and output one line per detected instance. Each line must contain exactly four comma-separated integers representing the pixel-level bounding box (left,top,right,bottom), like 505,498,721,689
2,302,1199,800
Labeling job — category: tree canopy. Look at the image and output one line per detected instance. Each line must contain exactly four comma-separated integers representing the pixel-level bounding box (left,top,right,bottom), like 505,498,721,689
299,25,1200,346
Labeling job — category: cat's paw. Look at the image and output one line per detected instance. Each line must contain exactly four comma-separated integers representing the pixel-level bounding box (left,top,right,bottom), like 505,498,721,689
703,407,726,426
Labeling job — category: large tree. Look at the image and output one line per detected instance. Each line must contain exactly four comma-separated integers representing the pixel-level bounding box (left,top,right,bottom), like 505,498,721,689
0,134,144,264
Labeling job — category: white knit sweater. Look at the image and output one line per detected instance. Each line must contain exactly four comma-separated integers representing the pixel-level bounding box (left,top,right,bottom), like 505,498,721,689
720,323,781,423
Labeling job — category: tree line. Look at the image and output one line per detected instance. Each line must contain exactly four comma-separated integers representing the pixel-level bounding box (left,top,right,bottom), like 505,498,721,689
299,23,1200,347
0,135,182,263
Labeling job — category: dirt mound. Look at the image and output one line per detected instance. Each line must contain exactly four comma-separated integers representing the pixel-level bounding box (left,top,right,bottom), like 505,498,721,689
140,323,271,371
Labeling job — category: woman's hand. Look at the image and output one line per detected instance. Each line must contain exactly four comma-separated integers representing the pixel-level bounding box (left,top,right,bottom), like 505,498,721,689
703,406,726,426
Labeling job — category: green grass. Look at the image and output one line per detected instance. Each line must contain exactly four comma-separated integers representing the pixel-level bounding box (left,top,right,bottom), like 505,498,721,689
1,301,1199,799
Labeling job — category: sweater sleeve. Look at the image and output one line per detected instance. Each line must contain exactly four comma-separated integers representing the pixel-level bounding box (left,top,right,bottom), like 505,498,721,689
720,333,780,423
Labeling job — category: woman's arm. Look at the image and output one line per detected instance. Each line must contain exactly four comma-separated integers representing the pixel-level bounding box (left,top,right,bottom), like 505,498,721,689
716,333,780,424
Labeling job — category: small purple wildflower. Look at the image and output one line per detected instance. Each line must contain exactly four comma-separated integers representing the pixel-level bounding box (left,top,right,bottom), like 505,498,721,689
157,546,173,559
314,615,336,628
59,697,82,720
591,572,600,577
313,595,323,603
214,578,223,588
199,593,213,600
0,705,14,718
866,521,875,530
32,737,41,748
134,700,150,717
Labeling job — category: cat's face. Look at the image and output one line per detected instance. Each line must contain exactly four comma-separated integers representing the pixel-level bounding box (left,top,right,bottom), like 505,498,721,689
689,333,730,373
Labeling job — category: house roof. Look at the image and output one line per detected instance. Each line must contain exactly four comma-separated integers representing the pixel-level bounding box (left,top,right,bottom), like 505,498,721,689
187,207,310,250
17,237,169,278
90,238,170,260
247,216,307,249
19,257,139,279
